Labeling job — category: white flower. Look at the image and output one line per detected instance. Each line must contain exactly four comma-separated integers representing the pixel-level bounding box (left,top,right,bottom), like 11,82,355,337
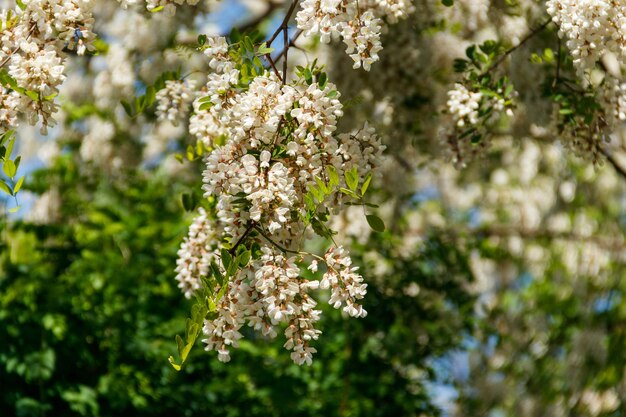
155,79,195,126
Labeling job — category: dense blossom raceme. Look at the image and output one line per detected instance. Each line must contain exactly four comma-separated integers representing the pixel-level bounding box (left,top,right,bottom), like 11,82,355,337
0,88,19,132
174,36,385,365
0,0,95,134
547,0,626,75
155,79,195,126
446,83,483,128
175,208,221,299
296,0,414,71
440,82,515,168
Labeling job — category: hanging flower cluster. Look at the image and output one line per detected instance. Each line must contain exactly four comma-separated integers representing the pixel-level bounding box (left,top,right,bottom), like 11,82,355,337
547,0,626,76
555,76,626,163
155,79,195,126
441,80,516,168
296,0,414,71
0,0,95,134
174,36,384,365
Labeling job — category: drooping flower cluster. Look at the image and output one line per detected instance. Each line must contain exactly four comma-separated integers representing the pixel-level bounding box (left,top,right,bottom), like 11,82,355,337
175,36,385,365
446,83,483,128
155,79,195,126
440,82,515,168
296,0,414,71
175,208,221,299
547,0,626,75
0,88,19,132
0,0,95,134
556,76,626,163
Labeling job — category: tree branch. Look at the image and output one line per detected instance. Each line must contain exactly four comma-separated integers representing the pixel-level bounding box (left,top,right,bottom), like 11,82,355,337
601,148,626,182
484,18,553,75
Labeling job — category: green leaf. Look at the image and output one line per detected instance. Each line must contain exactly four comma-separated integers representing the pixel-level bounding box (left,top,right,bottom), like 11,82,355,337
9,205,21,213
176,334,184,356
3,159,16,178
121,100,134,117
13,176,24,194
360,173,373,196
210,261,223,286
25,90,39,101
168,356,182,371
442,0,454,6
144,86,156,107
366,214,385,232
339,187,359,199
150,5,164,12
308,185,323,203
318,72,328,90
0,179,11,195
181,193,195,211
5,137,14,159
226,260,238,278
199,101,213,111
345,166,358,192
220,249,232,271
237,250,251,267
180,342,194,362
257,42,274,55
315,176,330,195
327,165,339,187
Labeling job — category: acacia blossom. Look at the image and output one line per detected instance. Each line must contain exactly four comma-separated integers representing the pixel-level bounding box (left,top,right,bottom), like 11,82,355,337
174,36,385,365
0,0,95,134
296,0,414,71
547,0,626,76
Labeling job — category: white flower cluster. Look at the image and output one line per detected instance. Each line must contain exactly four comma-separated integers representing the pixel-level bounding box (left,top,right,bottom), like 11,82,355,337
296,0,414,71
175,208,221,299
0,0,94,134
175,36,385,365
321,246,367,318
547,0,626,75
0,88,19,132
446,83,483,128
441,83,515,168
155,79,195,126
602,76,626,126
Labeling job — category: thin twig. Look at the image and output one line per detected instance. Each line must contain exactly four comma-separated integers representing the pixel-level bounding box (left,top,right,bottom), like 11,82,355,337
228,221,257,256
483,18,553,75
267,0,300,46
265,53,284,82
265,0,300,82
274,29,303,64
255,225,299,254
601,148,626,182
282,21,289,84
